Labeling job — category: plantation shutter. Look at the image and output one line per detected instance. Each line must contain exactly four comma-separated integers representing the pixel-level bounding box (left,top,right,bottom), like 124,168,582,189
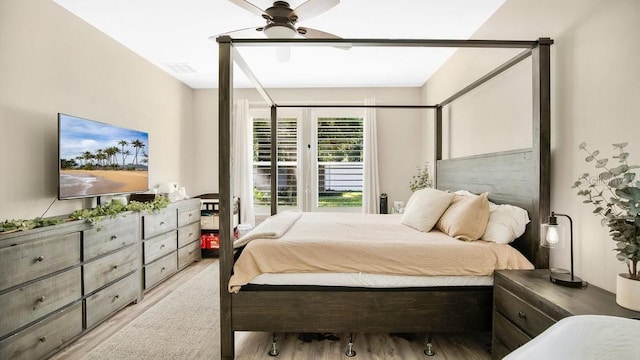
316,117,364,207
252,118,298,207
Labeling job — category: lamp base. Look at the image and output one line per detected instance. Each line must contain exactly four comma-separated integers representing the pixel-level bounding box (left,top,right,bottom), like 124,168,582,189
550,272,587,288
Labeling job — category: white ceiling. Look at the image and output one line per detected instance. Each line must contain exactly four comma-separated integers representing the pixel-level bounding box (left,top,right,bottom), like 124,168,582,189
52,0,506,89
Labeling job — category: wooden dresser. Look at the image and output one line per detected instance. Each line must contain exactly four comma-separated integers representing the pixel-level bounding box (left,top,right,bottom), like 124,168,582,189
492,269,640,359
0,199,200,359
141,199,201,291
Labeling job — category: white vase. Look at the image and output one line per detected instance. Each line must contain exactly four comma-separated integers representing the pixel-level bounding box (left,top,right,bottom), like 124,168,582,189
616,273,640,312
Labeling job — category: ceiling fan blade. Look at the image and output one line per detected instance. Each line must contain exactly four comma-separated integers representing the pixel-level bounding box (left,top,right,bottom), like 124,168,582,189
228,0,271,19
297,27,351,49
211,26,264,40
294,0,339,21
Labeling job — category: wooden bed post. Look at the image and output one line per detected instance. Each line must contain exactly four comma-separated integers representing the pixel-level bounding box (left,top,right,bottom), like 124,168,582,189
434,105,443,189
532,37,553,269
270,105,278,216
217,35,235,360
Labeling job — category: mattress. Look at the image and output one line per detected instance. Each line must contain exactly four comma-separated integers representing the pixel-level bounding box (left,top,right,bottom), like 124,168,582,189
230,211,533,292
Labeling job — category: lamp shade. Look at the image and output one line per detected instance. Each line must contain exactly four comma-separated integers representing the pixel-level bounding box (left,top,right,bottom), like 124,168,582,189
540,223,565,248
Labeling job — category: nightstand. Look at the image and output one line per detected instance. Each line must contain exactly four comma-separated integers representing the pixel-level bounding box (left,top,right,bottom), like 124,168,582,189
492,269,640,359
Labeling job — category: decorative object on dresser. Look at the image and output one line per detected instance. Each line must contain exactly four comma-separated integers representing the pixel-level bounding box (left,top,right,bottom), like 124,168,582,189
491,269,640,360
572,142,640,310
540,212,586,288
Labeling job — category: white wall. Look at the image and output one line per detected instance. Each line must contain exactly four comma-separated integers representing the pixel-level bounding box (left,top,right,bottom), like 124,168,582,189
422,0,640,292
192,87,426,211
0,0,195,220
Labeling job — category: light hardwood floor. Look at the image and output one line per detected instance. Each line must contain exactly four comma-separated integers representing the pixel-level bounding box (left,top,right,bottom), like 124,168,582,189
51,258,492,360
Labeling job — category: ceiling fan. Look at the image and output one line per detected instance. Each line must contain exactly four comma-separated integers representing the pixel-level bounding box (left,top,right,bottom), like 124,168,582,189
220,0,345,61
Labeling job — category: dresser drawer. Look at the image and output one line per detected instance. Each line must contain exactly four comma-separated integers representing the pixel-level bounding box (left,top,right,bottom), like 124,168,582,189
0,232,81,292
144,253,177,290
0,267,81,338
178,240,200,269
83,245,139,294
85,272,139,329
177,221,200,248
0,301,83,360
493,311,531,353
143,231,177,264
142,210,177,239
83,214,139,261
178,207,200,227
494,285,556,337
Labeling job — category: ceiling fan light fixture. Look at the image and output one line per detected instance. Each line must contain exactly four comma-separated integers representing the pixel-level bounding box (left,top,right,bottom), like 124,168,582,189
263,23,297,38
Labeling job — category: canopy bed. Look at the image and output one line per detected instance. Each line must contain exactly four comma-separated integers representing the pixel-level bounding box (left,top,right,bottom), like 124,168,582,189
217,36,552,359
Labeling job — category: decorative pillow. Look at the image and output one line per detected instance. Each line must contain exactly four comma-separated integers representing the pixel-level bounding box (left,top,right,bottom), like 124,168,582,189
401,188,455,232
481,203,530,244
436,192,490,241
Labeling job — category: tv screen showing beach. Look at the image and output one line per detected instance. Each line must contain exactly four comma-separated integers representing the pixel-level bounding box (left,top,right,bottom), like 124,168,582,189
58,113,149,199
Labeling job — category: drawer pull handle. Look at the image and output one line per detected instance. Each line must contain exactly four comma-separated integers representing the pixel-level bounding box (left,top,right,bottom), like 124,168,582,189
189,232,193,237
112,265,118,269
35,255,45,262
38,296,46,303
160,244,165,249
111,235,118,240
161,267,166,272
160,221,165,225
114,294,120,300
39,336,47,343
518,311,527,319
189,213,193,217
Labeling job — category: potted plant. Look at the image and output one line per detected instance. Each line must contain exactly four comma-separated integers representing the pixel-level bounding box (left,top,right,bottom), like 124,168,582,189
409,163,433,192
572,142,640,311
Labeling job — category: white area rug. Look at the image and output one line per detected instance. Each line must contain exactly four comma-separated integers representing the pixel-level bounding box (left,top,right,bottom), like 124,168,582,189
82,262,220,360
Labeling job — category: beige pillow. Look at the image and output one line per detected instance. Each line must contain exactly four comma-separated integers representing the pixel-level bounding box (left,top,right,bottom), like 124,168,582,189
401,188,455,232
437,192,490,241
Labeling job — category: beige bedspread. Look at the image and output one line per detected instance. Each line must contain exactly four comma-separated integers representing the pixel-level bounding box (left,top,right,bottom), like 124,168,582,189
229,212,534,292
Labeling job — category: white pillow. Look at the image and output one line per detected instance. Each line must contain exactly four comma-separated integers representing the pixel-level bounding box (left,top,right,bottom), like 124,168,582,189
481,203,530,244
401,188,455,232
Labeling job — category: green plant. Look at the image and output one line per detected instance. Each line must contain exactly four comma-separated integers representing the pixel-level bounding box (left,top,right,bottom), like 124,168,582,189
0,217,63,233
572,142,640,280
70,195,170,224
409,163,433,192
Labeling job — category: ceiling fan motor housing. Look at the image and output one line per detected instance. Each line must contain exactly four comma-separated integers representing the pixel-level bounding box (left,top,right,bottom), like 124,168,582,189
265,1,298,24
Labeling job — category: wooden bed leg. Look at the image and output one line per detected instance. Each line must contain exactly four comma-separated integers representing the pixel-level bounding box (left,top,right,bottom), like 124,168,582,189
424,332,435,356
268,332,279,356
345,333,356,357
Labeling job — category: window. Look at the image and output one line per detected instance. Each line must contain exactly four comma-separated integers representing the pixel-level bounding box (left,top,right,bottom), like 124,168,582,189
252,109,364,212
252,117,298,207
316,117,363,208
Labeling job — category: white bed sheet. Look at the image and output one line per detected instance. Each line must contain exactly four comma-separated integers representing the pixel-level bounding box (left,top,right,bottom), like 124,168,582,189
248,272,494,288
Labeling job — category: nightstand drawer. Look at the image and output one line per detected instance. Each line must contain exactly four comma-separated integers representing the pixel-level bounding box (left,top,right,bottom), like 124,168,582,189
494,285,556,337
493,311,531,351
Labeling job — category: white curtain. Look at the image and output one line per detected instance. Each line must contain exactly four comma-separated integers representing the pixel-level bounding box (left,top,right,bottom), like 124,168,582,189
232,99,255,226
363,98,380,214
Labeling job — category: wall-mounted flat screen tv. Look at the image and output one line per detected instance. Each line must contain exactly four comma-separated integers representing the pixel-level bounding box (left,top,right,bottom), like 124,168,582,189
58,113,149,200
